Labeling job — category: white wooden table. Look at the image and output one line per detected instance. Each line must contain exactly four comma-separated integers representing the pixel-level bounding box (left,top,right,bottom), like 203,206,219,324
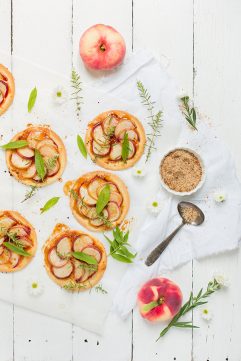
1,1,241,360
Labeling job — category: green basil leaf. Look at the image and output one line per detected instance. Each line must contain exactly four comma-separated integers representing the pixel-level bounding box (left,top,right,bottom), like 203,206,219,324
111,252,133,263
3,242,31,257
34,149,46,181
72,251,97,265
77,135,87,159
40,197,60,214
1,140,29,149
121,132,129,163
96,184,110,215
119,245,136,259
28,87,38,113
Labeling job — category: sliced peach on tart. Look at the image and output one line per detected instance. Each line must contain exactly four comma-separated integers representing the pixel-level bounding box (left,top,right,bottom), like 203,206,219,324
85,110,146,170
0,210,37,272
4,125,66,187
0,64,15,116
43,223,107,291
64,171,130,232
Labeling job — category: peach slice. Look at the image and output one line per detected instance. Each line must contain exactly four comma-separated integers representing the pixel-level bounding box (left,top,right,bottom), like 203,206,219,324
0,81,8,97
78,203,98,219
103,115,119,135
39,144,59,158
0,248,11,264
107,202,120,221
87,177,106,200
79,184,97,206
0,246,4,256
36,139,56,150
18,237,32,248
21,163,37,179
97,182,118,196
81,267,96,282
56,237,72,257
27,131,45,149
73,259,85,281
9,224,30,238
0,92,3,104
109,192,123,206
10,252,20,268
114,120,134,138
118,129,138,141
109,143,122,161
52,261,73,279
48,247,68,268
73,235,93,252
0,216,16,232
90,209,108,227
137,277,183,322
11,153,32,169
92,140,110,156
17,147,35,159
0,238,4,246
45,158,60,177
127,141,135,159
82,246,102,262
92,124,107,145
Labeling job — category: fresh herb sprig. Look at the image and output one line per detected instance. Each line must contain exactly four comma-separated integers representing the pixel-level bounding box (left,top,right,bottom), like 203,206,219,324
34,149,46,181
137,81,163,163
71,69,83,120
104,226,136,263
40,197,60,214
95,284,108,294
77,135,87,159
96,184,110,215
0,227,31,257
28,87,37,113
121,132,129,163
180,96,197,130
45,155,59,171
1,140,28,149
21,186,38,203
63,280,86,291
157,278,222,340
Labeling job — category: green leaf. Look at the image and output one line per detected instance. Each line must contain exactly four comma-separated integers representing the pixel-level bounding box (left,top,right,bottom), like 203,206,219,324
77,135,87,159
142,301,159,313
111,252,133,263
3,242,31,257
1,140,29,149
40,197,60,214
72,251,97,265
119,245,136,259
34,149,46,181
28,87,37,113
121,132,129,163
96,184,110,215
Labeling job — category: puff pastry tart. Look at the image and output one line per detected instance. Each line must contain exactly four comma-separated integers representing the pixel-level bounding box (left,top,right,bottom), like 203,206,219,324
43,223,107,291
0,64,15,116
85,110,146,170
0,211,37,272
64,171,130,232
6,125,67,187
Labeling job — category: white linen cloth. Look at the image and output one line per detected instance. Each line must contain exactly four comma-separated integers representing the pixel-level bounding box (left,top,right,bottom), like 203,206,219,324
93,50,241,318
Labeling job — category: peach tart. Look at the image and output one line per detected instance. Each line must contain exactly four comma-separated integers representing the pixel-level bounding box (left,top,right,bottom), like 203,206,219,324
0,64,15,116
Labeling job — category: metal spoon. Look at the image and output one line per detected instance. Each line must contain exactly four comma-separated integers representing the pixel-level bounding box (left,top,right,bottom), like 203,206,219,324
145,201,205,267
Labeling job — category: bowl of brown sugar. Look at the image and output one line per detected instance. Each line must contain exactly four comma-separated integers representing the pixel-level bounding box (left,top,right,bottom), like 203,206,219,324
159,147,205,196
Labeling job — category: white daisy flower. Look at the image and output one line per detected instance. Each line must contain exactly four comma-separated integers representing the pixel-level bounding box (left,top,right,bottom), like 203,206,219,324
52,86,68,104
213,189,226,203
213,272,229,288
27,277,44,296
132,166,147,178
147,200,162,215
201,307,212,321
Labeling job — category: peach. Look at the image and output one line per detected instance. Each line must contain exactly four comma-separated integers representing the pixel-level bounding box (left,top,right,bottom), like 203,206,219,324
137,277,183,322
79,24,126,70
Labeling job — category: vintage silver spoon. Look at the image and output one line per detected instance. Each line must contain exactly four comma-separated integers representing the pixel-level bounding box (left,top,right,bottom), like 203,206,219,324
145,201,205,267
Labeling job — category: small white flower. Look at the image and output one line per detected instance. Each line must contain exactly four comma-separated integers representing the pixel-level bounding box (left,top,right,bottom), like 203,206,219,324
213,189,226,203
147,200,162,215
27,278,44,296
52,86,68,104
132,166,147,178
201,307,212,321
213,272,229,288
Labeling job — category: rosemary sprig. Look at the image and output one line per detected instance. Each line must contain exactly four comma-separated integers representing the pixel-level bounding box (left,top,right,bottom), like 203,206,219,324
21,186,38,203
45,155,59,170
95,284,108,294
180,96,197,130
157,278,222,340
63,280,86,291
71,69,83,120
104,226,136,263
137,81,163,163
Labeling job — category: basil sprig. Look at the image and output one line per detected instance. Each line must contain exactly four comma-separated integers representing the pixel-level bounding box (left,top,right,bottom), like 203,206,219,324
34,149,46,181
3,242,31,257
121,132,129,163
72,251,97,265
1,140,28,149
40,197,60,214
77,135,87,159
105,226,136,263
96,184,110,215
28,87,37,113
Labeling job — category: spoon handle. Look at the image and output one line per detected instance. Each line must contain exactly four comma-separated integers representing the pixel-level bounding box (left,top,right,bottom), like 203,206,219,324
145,222,185,266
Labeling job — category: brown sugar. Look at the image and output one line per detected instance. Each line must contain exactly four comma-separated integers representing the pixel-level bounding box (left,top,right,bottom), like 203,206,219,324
181,206,199,223
160,149,202,192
